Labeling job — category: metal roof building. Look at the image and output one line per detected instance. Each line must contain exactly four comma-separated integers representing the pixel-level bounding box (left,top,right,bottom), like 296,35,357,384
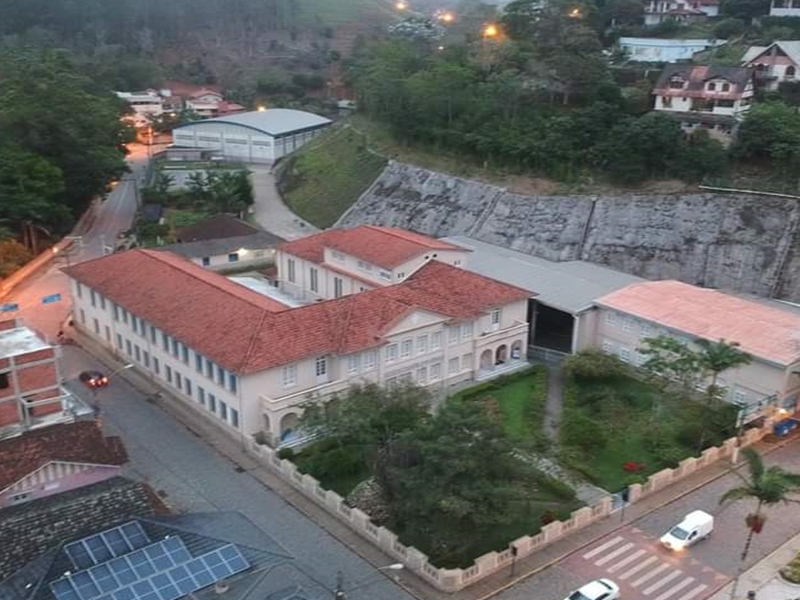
172,109,332,163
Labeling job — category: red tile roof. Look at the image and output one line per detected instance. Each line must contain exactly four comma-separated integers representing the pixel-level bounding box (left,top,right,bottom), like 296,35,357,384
0,421,128,491
277,225,468,269
66,249,533,374
596,280,800,366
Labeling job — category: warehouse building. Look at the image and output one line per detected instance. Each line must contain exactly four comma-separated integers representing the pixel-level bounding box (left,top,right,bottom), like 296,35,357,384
171,109,332,163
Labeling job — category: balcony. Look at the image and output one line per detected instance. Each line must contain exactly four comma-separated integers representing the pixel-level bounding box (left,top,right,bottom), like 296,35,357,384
260,378,350,413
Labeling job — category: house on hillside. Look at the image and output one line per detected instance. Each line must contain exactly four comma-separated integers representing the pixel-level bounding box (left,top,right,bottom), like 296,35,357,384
64,226,533,447
643,0,716,25
594,280,800,422
741,41,800,90
652,64,755,144
0,421,127,507
770,0,800,16
619,38,725,62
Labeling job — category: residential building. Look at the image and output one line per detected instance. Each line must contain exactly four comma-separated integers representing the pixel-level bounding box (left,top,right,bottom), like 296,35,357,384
175,214,261,243
171,109,332,163
0,421,127,508
619,38,724,63
594,280,800,421
159,231,284,271
741,41,800,90
770,0,800,16
441,236,644,359
652,64,755,143
184,89,246,117
0,319,85,437
276,225,471,301
1,511,325,600
65,238,532,446
114,90,165,118
643,0,708,26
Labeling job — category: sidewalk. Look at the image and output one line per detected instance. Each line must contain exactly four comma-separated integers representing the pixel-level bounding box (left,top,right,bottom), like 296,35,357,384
709,533,800,600
81,335,798,600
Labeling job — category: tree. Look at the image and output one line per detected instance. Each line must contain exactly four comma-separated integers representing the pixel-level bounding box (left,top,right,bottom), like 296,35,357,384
694,338,752,396
563,349,628,379
720,448,800,600
734,102,800,169
675,130,728,180
713,17,746,39
638,335,701,392
720,0,771,22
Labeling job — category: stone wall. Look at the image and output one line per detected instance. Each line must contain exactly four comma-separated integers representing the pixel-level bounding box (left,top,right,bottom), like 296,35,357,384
338,162,800,300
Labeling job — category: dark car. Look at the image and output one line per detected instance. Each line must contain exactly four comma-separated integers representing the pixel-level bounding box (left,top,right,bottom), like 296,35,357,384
79,371,109,388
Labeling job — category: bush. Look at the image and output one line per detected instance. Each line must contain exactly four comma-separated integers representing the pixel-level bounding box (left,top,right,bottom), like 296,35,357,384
536,472,578,501
298,445,364,480
277,447,294,460
780,551,800,584
561,408,606,454
713,17,745,38
564,350,628,380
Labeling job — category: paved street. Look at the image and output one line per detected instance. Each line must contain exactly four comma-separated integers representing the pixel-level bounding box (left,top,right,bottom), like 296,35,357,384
59,346,414,600
249,164,319,240
492,437,800,600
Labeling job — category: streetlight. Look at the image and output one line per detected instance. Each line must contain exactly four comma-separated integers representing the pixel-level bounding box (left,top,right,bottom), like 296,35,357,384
395,0,407,10
482,23,499,38
333,564,404,599
257,105,267,112
568,7,582,18
440,11,454,22
109,363,135,379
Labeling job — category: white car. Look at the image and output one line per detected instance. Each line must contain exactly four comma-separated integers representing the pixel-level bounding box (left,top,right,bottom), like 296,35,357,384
565,579,621,600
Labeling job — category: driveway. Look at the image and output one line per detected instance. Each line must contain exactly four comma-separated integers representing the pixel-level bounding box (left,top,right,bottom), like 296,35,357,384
249,165,319,240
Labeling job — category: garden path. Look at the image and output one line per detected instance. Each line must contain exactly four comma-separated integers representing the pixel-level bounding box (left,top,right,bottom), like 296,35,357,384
544,365,564,442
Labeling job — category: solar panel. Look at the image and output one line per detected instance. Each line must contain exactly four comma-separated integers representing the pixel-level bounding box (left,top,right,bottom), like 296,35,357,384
64,522,151,571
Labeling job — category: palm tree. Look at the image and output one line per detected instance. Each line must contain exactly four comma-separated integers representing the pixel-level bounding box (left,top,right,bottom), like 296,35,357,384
720,448,800,600
695,338,752,396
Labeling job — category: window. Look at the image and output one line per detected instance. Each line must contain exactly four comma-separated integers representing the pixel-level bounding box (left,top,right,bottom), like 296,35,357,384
125,340,132,356
195,353,203,373
89,290,96,307
230,408,239,428
334,277,343,298
363,351,377,370
181,344,189,364
379,271,392,280
171,338,179,357
219,401,228,420
708,82,716,91
490,308,501,327
602,341,613,353
80,309,86,324
122,310,128,325
605,312,616,326
205,358,214,378
448,326,459,345
669,76,684,89
287,259,296,283
316,356,328,377
185,378,193,397
454,260,462,267
0,373,8,389
331,250,345,262
202,257,211,267
283,364,297,387
116,334,123,349
162,332,169,352
622,319,632,332
431,331,442,350
216,365,225,386
787,66,796,79
208,393,217,412
76,283,83,298
430,362,441,381
131,315,138,332
134,345,141,362
153,357,160,375
620,348,631,363
400,340,412,359
113,305,120,321
448,357,459,374
357,260,372,272
228,373,238,393
462,353,473,370
143,351,150,368
228,253,239,263
348,354,360,374
198,386,206,406
105,326,111,342
722,82,731,91
93,318,100,334
175,372,182,389
386,344,399,363
150,325,157,344
662,96,672,108
417,335,428,355
717,99,735,107
640,325,652,339
734,389,747,404
460,323,473,341
310,267,318,293
416,367,428,384
396,272,405,279
166,365,172,384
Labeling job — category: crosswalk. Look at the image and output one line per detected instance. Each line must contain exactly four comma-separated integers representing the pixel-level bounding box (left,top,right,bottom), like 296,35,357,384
576,533,724,600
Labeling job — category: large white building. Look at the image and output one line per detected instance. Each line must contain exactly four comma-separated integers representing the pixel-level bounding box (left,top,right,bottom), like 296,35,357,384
65,227,532,446
171,109,332,163
619,38,724,63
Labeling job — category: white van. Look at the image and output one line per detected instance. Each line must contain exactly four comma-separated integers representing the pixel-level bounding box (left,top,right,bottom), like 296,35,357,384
660,510,714,550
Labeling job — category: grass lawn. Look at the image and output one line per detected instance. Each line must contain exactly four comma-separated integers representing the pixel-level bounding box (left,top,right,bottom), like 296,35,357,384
560,374,736,492
278,124,388,228
452,366,548,442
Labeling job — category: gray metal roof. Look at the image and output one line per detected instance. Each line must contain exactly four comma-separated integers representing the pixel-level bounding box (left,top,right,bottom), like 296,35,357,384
175,109,332,137
442,236,644,314
158,232,284,260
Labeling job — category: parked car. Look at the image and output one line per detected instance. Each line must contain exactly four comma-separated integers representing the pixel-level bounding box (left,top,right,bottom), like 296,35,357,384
79,371,109,389
564,579,620,600
661,510,714,551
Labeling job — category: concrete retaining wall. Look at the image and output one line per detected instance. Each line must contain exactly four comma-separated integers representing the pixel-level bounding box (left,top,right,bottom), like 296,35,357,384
338,162,800,300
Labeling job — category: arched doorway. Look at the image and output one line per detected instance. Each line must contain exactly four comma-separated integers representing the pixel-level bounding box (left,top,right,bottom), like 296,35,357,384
511,340,523,360
280,413,299,440
480,349,494,371
496,345,508,365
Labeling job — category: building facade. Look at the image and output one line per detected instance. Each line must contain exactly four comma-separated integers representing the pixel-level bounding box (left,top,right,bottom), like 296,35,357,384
652,64,754,143
770,0,800,16
619,38,723,63
741,41,800,91
65,229,532,446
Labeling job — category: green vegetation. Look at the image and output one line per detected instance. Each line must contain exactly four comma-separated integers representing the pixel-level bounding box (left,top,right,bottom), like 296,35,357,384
452,366,548,442
296,382,579,567
781,551,800,584
278,125,387,228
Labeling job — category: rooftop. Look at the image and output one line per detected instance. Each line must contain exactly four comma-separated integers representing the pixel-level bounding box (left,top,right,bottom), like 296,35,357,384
0,326,50,361
443,236,643,313
173,109,332,137
159,231,285,260
65,249,531,374
176,214,261,243
741,40,800,66
279,225,468,270
0,421,128,492
653,64,754,96
596,280,800,366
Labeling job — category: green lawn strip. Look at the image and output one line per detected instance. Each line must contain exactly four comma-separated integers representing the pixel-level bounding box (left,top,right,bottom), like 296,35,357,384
279,124,387,228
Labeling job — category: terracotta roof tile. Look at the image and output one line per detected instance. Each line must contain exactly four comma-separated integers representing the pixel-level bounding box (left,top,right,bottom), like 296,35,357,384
277,225,468,269
66,249,534,375
596,280,800,365
0,421,128,491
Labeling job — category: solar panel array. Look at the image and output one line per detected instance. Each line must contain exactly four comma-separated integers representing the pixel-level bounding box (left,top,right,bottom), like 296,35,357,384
64,522,151,571
51,529,250,600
